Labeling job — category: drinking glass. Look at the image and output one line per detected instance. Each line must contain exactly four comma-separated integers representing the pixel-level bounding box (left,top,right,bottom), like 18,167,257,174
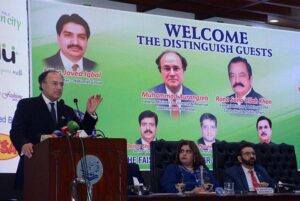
224,182,235,195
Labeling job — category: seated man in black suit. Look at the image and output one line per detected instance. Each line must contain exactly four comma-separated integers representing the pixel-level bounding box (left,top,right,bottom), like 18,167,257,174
224,142,274,193
44,14,96,72
10,70,102,191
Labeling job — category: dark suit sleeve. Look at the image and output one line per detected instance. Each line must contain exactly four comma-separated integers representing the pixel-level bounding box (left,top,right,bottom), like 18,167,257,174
10,100,31,154
204,166,220,189
81,112,98,135
61,104,97,135
128,163,144,185
257,166,274,188
160,164,181,193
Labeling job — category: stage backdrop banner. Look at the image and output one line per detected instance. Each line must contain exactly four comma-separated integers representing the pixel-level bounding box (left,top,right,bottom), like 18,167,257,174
30,0,300,170
0,0,29,173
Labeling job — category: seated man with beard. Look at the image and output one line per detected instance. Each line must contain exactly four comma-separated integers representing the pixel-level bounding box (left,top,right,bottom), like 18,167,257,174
224,142,274,193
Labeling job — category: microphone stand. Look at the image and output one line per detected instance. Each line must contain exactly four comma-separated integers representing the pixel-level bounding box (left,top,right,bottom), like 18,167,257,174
71,177,93,201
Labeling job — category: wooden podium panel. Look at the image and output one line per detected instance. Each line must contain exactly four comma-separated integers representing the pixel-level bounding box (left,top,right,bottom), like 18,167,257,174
24,138,127,201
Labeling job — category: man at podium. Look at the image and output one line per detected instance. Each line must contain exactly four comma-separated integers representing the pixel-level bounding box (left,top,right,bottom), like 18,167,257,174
10,70,102,191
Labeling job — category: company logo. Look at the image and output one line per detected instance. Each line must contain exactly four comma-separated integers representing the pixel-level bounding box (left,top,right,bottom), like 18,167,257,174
0,91,22,102
0,43,16,64
76,155,103,185
0,10,22,30
0,133,18,160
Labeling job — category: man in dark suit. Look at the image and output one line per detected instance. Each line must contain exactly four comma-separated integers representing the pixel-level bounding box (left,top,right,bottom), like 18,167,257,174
226,56,263,106
150,51,196,117
224,142,274,192
10,70,102,191
135,110,158,149
44,14,96,72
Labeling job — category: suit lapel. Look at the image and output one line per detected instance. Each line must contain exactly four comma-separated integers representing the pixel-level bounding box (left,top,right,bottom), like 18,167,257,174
238,166,250,191
57,101,69,128
55,51,65,71
254,166,263,182
37,95,56,130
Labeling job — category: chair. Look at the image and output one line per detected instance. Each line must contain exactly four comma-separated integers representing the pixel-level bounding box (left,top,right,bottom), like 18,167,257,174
213,141,299,187
149,140,179,193
212,141,241,186
255,143,299,186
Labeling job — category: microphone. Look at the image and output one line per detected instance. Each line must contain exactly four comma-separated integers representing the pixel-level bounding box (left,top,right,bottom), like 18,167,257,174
61,120,80,136
40,129,66,142
67,120,80,134
53,130,65,137
73,98,82,121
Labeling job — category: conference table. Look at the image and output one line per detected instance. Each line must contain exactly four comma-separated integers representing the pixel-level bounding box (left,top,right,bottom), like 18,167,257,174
128,192,300,201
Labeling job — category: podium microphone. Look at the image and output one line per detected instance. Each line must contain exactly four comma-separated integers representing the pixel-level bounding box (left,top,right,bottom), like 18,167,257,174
61,121,80,136
73,98,82,121
67,120,80,135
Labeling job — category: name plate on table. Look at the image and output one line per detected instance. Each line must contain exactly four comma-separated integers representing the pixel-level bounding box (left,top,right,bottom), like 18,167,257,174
256,187,274,194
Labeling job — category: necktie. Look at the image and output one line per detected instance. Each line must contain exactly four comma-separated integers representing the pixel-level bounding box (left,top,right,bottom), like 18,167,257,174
249,169,258,191
72,64,79,71
171,99,180,118
50,102,57,124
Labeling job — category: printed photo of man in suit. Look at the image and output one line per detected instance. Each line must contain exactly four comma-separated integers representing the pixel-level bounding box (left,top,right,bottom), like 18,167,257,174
197,113,219,151
150,50,196,117
256,116,273,144
227,56,263,105
135,110,158,149
44,14,97,72
151,50,195,95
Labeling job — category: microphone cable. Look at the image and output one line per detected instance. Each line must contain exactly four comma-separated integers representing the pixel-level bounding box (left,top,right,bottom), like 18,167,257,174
73,98,83,122
65,132,80,200
95,129,106,138
78,137,93,201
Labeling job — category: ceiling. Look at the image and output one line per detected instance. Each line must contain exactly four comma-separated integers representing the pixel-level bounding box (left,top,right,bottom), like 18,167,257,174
110,0,300,30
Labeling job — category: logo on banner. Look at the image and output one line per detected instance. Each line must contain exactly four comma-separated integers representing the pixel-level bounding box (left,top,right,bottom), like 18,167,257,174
0,91,22,102
0,133,18,160
0,43,16,64
76,155,103,185
0,10,22,30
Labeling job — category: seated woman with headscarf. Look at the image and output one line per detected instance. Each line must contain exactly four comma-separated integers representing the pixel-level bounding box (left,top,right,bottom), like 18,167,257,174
160,140,219,193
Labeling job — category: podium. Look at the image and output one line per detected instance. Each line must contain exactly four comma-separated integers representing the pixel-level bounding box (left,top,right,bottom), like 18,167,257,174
24,138,127,201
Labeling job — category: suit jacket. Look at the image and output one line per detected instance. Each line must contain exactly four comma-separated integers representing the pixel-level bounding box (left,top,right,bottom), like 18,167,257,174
44,51,97,72
151,83,195,95
224,164,274,192
128,163,144,186
226,88,263,106
136,138,143,145
197,137,219,146
150,84,196,115
10,95,97,190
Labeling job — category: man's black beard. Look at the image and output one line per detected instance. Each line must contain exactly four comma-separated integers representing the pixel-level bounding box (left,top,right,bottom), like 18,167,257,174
241,157,256,167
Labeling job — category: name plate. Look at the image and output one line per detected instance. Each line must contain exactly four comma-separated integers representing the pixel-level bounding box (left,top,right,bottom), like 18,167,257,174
256,187,274,194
